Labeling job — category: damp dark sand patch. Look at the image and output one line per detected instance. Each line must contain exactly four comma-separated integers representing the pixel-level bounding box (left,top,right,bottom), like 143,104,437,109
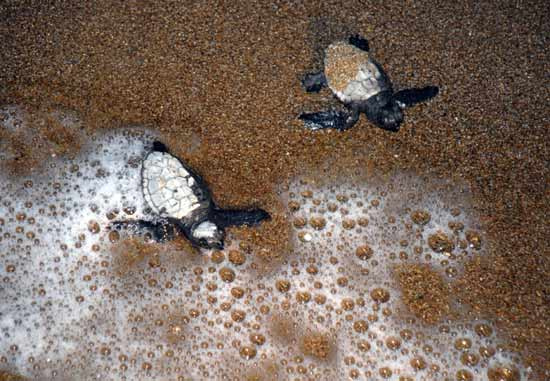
110,237,163,276
0,371,25,381
301,332,335,361
395,263,451,324
110,236,205,278
243,362,281,381
268,312,336,362
268,312,298,346
0,0,548,377
0,131,38,176
0,106,85,176
225,202,293,274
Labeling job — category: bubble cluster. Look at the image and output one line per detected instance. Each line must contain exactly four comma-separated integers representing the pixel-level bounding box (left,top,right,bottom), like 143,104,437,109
0,107,530,380
273,178,528,380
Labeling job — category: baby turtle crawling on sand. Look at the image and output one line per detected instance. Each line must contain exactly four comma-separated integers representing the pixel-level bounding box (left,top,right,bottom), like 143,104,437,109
299,35,439,132
111,141,270,249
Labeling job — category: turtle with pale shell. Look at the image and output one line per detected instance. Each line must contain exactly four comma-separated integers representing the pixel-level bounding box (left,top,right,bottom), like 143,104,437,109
111,141,270,249
299,35,439,132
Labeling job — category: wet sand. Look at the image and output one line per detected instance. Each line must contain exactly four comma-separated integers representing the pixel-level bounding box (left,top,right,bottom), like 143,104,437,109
0,0,548,378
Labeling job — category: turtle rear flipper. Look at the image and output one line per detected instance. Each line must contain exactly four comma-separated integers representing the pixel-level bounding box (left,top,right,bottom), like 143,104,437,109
301,71,327,93
110,219,176,243
393,86,439,108
299,108,360,131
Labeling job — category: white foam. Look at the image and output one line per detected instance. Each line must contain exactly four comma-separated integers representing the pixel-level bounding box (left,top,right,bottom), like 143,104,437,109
0,106,530,380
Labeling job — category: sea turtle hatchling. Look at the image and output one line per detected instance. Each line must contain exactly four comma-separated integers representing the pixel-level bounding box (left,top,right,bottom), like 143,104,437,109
299,35,439,132
111,141,270,250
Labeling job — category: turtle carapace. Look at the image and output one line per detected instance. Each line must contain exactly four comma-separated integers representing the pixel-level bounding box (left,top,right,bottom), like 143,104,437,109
299,35,439,132
111,141,270,250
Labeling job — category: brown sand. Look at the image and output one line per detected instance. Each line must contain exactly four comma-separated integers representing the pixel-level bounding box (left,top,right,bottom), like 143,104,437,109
0,371,24,381
0,0,548,377
396,263,452,324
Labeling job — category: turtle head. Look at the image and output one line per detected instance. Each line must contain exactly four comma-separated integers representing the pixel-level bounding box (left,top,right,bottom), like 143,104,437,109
375,100,403,132
191,220,224,250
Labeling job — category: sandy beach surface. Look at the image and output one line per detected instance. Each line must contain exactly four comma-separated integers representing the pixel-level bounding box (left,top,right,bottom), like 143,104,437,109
0,1,548,380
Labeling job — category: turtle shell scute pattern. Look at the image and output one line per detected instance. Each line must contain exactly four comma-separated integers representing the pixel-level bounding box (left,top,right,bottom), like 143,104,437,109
142,151,210,220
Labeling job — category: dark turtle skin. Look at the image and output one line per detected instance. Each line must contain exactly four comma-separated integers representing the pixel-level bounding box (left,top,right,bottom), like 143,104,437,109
110,141,270,250
299,35,439,132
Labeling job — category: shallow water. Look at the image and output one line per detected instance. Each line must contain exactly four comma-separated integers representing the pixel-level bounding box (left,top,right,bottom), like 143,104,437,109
0,1,548,380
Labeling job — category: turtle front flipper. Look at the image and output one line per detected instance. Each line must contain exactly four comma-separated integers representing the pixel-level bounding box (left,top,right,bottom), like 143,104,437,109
348,35,370,52
210,208,270,229
110,219,176,243
301,71,327,93
393,86,439,108
299,108,360,131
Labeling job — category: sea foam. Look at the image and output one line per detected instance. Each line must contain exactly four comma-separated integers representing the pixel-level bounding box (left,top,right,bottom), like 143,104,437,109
0,106,529,380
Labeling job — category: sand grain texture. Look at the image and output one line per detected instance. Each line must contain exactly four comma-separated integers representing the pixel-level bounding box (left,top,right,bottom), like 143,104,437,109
0,0,548,378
